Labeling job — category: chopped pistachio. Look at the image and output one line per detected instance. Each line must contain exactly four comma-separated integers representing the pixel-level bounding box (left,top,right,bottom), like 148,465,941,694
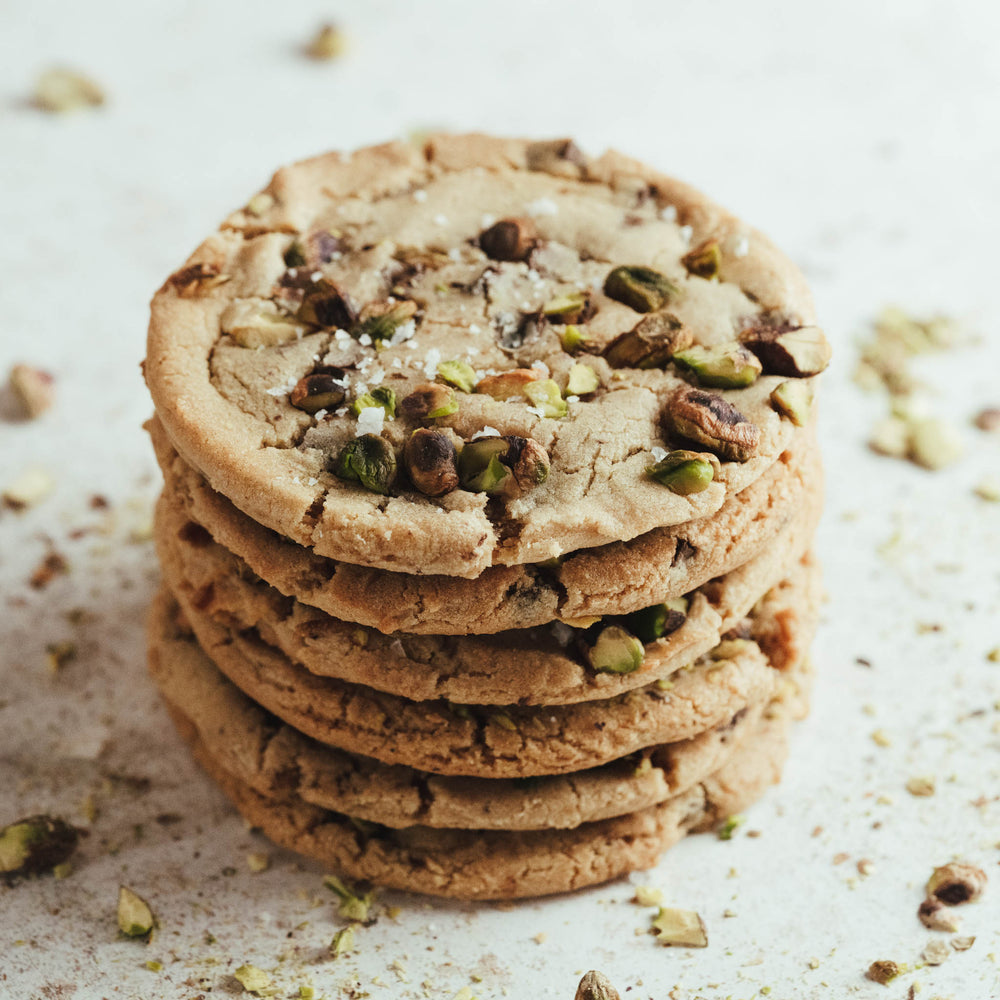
542,291,590,324
917,898,961,932
502,436,550,493
951,935,975,951
907,417,964,470
741,323,831,377
646,449,716,495
603,266,679,313
925,862,986,905
8,364,55,419
332,435,396,494
475,368,540,400
633,886,664,907
478,217,537,261
437,359,477,393
974,476,1000,502
673,342,762,389
117,886,155,938
52,861,72,879
234,964,272,994
329,924,356,957
296,280,356,329
304,23,347,60
681,239,722,279
770,379,814,427
222,298,305,349
624,598,688,643
458,437,511,493
711,638,754,660
651,906,708,947
298,988,316,1000
3,467,55,510
603,312,692,369
588,625,645,674
246,852,270,873
490,711,518,731
33,67,105,112
523,379,568,418
866,960,904,985
401,383,458,420
404,429,459,497
574,970,621,1000
905,776,935,797
717,814,745,841
0,815,79,877
145,960,163,972
323,874,375,922
560,324,588,352
665,387,760,462
167,262,231,297
352,302,416,344
565,363,600,397
290,372,347,414
350,386,396,419
285,231,341,269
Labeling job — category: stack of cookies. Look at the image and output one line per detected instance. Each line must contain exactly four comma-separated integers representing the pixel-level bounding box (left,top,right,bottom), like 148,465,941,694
143,134,829,899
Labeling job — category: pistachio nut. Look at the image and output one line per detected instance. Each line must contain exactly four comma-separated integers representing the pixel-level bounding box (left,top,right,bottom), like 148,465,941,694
603,265,679,313
404,429,459,497
352,301,417,344
646,449,716,495
284,230,342,269
559,324,588,352
245,192,274,217
565,362,600,397
525,138,589,177
769,379,813,427
523,378,568,418
917,898,962,933
587,625,645,674
323,874,376,922
479,217,537,262
117,885,155,938
290,371,347,413
625,597,689,643
457,435,549,496
0,814,79,877
167,262,231,298
329,925,355,958
925,862,987,905
651,907,708,948
542,291,590,325
681,239,722,279
665,387,760,462
502,436,550,493
741,323,831,377
401,382,459,420
603,312,693,369
437,359,477,393
866,961,903,985
296,279,356,329
350,385,396,418
475,368,541,400
673,342,762,389
221,298,304,349
574,971,621,1000
332,434,396,494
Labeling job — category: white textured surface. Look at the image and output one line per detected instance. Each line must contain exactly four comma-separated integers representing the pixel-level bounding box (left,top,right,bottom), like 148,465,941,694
2,2,999,998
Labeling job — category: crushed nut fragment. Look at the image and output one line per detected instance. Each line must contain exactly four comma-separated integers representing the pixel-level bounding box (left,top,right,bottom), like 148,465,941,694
603,312,692,369
117,885,156,938
33,67,105,111
673,342,761,389
479,217,537,262
304,23,347,60
651,906,708,947
604,265,679,313
7,364,55,418
917,898,961,932
0,815,79,878
866,960,904,985
925,863,986,905
3,468,55,510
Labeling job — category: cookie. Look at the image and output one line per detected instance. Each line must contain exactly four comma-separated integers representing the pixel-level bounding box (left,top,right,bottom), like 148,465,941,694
154,484,820,705
150,612,811,831
169,691,792,899
149,415,820,634
145,134,828,578
150,564,819,778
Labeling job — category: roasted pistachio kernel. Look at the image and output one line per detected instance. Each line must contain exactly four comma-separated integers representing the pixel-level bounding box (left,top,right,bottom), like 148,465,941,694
665,387,760,462
437,359,477,393
290,372,347,413
575,970,621,1000
566,363,600,397
866,961,903,985
588,625,645,674
524,378,568,418
926,863,987,905
673,342,762,389
333,434,396,494
400,383,458,420
479,217,537,262
918,898,962,932
646,450,716,495
603,265,679,313
741,323,832,377
457,438,512,494
770,379,813,427
0,815,79,877
525,138,588,177
117,885,155,938
681,239,722,279
560,324,588,352
352,302,417,344
221,298,305,349
475,368,541,400
542,291,590,324
350,386,396,419
503,436,550,493
404,429,459,497
297,279,356,329
603,312,693,369
651,907,708,948
625,597,689,643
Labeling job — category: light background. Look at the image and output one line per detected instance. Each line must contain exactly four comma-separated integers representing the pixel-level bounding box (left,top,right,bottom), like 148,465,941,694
1,2,998,998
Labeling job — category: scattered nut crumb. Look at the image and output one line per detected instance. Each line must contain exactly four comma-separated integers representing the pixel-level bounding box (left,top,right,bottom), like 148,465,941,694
575,970,621,1000
951,935,975,951
922,939,951,966
917,898,961,932
987,647,1000,664
33,67,105,111
871,729,892,747
304,23,346,60
246,852,270,873
926,862,987,905
906,776,936,797
233,964,271,993
532,931,547,944
974,476,1000,502
46,641,77,672
866,959,905,985
833,852,850,865
973,407,1000,433
651,906,708,948
633,885,663,907
7,364,54,418
30,550,68,589
857,859,875,876
3,467,55,510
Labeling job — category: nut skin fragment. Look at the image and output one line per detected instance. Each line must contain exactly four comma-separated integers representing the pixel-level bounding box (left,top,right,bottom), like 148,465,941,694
603,265,679,313
740,323,831,377
917,898,961,932
332,434,396,495
284,230,342,269
401,383,458,421
475,369,541,400
925,863,987,905
646,450,716,495
681,239,722,279
575,970,621,1000
0,815,79,878
8,365,55,419
603,313,692,369
479,217,537,262
673,342,762,389
665,387,760,462
290,372,347,414
404,429,459,497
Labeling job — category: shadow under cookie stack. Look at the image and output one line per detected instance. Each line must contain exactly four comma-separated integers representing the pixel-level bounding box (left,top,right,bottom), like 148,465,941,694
144,134,830,899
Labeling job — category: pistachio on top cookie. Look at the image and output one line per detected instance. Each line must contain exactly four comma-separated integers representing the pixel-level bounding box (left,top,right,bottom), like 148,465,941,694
146,134,827,577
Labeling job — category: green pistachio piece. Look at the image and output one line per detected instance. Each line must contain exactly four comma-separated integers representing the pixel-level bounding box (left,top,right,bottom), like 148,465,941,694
400,383,458,420
437,359,477,393
222,298,305,349
646,450,716,495
458,438,512,494
0,815,79,877
710,638,755,660
404,429,459,497
625,597,689,643
290,371,347,413
741,324,832,377
234,964,272,993
717,814,745,841
117,885,156,938
352,302,416,345
681,239,721,279
543,291,590,324
588,625,645,674
560,324,588,352
523,378,568,418
333,434,396,494
283,240,307,268
575,970,622,1000
245,192,275,217
673,342,762,389
603,313,693,369
502,436,550,492
769,379,813,426
652,907,708,947
565,363,600,397
350,386,396,418
666,387,760,462
329,925,356,957
479,217,537,262
284,231,341,269
603,266,679,313
323,874,375,922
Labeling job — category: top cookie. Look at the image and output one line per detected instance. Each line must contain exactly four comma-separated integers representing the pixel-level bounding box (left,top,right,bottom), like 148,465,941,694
146,134,827,577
